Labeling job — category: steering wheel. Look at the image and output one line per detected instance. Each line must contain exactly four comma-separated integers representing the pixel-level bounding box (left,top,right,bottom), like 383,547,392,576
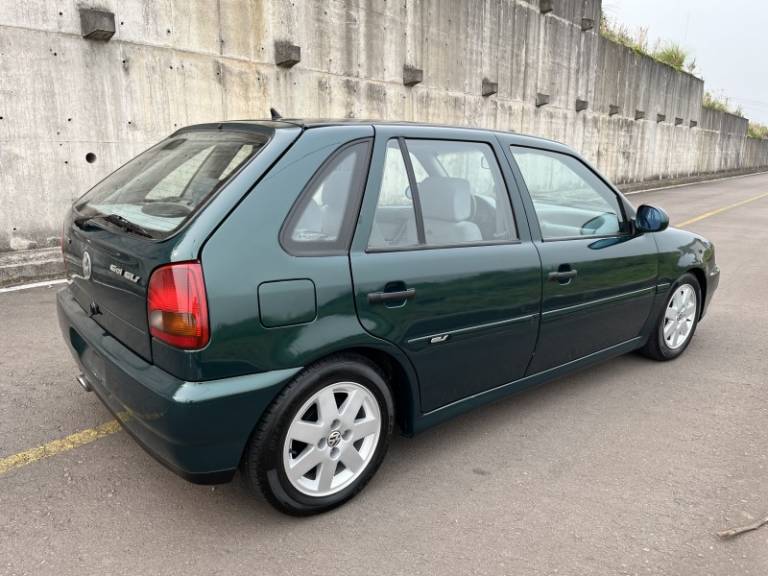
581,213,613,236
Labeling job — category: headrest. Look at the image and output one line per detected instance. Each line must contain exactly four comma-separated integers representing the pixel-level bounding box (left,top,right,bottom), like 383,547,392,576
320,171,353,209
418,177,473,222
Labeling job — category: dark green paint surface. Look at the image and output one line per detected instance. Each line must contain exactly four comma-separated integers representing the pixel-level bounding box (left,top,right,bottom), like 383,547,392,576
57,120,719,482
258,279,317,328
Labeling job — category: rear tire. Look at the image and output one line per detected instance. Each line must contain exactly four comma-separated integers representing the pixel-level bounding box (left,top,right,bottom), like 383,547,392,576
641,273,701,361
242,354,393,516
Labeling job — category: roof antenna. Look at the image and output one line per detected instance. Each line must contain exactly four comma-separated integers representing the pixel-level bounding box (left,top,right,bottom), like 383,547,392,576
270,107,282,121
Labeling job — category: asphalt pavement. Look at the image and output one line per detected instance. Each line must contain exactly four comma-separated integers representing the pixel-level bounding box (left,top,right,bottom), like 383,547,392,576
1,172,768,576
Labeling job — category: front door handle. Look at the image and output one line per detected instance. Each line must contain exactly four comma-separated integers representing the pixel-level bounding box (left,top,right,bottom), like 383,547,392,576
548,267,578,284
367,288,416,304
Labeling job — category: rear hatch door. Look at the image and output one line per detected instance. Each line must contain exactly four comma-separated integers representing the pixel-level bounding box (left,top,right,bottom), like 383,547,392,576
64,125,277,361
66,223,159,360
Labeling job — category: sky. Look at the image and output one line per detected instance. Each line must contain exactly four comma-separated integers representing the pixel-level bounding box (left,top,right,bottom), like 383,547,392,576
603,0,768,125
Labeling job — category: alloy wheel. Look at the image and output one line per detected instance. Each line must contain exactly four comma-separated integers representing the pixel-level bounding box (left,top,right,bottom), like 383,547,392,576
282,381,381,497
663,284,697,350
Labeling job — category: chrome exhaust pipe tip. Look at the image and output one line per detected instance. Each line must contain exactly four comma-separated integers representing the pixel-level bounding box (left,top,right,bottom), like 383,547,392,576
76,373,92,392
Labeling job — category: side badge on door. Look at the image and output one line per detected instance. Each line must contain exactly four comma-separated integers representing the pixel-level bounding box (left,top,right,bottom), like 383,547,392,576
430,334,450,344
82,251,92,280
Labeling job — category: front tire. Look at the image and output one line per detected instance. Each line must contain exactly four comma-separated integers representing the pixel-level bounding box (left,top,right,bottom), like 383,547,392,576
242,354,394,516
641,273,701,361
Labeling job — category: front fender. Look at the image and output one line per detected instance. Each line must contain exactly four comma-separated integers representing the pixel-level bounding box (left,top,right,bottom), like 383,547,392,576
652,227,719,318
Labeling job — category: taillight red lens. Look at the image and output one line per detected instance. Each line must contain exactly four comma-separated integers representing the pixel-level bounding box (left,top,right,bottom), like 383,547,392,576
147,262,209,350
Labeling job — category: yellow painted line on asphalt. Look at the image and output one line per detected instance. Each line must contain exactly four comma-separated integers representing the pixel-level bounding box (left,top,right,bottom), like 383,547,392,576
0,420,121,476
676,190,768,228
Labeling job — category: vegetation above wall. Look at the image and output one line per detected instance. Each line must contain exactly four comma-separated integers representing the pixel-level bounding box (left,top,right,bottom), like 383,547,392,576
599,16,697,74
747,122,768,140
703,91,743,116
601,15,754,123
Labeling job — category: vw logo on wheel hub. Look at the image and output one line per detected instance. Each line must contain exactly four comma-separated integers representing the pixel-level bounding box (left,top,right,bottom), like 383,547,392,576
327,430,342,448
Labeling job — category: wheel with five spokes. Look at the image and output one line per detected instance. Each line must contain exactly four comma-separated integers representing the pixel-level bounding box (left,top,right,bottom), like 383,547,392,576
641,273,701,361
242,354,393,515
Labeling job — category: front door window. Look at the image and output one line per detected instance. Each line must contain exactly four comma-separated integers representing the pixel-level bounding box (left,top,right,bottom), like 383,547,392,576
510,148,625,239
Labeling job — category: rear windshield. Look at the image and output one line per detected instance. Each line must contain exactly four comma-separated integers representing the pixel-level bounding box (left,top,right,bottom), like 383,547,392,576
74,129,270,238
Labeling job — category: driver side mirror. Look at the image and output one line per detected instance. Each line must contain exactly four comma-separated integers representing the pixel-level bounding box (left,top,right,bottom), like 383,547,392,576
635,204,669,233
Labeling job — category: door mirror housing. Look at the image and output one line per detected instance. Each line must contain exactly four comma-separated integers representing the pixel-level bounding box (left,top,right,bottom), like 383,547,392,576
635,204,669,233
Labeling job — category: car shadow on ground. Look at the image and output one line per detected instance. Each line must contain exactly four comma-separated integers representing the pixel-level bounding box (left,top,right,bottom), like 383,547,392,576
152,351,655,524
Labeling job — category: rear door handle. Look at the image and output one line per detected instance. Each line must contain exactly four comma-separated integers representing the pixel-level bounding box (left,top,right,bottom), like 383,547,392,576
548,270,578,281
367,288,416,304
548,269,578,283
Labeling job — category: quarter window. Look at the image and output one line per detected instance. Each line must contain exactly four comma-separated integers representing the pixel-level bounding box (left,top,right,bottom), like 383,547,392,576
282,140,370,254
510,147,624,239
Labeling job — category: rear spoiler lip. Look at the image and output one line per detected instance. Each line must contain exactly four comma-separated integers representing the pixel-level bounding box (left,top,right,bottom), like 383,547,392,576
171,120,301,137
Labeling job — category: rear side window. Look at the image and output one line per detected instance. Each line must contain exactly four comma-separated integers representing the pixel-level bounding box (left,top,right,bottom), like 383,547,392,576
75,130,269,238
368,139,517,250
367,140,420,250
281,140,372,255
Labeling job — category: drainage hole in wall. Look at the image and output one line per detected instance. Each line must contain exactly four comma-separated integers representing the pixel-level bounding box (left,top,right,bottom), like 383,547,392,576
85,152,97,164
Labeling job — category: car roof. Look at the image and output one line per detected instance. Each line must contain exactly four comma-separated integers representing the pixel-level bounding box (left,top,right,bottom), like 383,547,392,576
183,118,574,154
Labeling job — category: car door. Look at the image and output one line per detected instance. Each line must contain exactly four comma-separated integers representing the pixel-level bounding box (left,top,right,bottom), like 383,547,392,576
349,126,541,413
503,142,658,374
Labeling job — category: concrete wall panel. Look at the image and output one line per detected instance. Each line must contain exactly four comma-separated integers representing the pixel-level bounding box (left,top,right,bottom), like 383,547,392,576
1,0,767,255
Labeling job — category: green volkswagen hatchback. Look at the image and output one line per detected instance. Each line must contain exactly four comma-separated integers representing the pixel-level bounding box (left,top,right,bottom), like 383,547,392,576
58,119,719,515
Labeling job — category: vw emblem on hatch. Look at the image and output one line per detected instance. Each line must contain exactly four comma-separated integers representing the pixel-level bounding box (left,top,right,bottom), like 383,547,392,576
82,251,92,280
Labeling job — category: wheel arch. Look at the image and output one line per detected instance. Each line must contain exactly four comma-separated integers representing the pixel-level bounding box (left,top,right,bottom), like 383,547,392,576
336,346,420,436
239,343,421,467
687,266,707,319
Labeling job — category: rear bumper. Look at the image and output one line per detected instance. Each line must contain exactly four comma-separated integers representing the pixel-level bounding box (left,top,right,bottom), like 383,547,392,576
56,286,300,484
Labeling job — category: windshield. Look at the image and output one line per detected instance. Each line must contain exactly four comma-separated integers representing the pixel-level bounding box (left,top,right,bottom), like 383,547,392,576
74,129,270,238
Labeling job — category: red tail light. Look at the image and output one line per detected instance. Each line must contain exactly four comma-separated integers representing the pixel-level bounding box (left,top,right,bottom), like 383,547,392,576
147,262,209,350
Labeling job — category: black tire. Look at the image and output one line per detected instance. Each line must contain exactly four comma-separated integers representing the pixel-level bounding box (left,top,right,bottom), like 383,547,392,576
641,272,702,361
242,354,394,516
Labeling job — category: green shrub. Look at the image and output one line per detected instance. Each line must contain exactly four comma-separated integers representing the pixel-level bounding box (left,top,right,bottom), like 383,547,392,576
653,43,688,72
600,17,697,75
703,92,742,116
748,122,768,139
599,16,649,55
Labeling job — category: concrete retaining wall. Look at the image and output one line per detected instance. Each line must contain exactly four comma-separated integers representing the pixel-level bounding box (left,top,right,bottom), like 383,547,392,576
1,0,767,283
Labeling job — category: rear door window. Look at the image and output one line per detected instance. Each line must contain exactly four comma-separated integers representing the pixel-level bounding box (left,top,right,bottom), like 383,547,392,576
74,130,269,238
368,139,517,250
367,140,420,250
